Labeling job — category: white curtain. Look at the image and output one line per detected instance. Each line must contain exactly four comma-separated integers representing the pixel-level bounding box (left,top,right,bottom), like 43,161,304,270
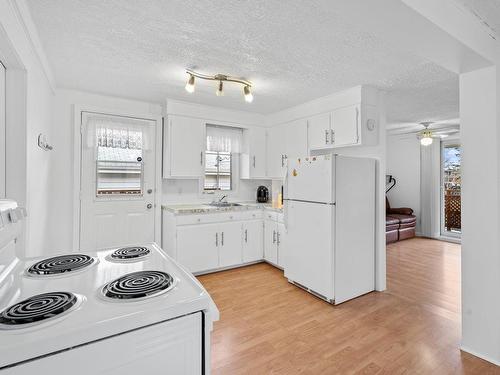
85,114,151,150
420,141,441,238
206,125,242,153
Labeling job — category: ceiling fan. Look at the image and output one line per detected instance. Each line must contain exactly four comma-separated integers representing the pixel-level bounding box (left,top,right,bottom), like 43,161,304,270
415,121,460,146
390,120,460,146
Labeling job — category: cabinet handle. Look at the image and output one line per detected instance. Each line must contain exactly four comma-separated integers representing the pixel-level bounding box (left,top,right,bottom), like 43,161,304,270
253,156,256,168
277,231,280,245
221,232,224,246
200,151,203,165
245,229,248,243
281,154,284,167
215,232,218,247
330,129,335,144
325,129,329,144
273,230,276,244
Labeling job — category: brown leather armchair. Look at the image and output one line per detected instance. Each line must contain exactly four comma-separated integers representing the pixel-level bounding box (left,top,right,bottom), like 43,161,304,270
386,197,416,243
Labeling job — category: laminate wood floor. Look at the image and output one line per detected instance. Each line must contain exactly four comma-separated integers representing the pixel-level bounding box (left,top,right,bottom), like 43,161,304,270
198,238,500,374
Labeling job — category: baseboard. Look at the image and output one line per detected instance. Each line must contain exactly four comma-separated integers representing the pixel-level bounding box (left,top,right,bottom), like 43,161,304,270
415,234,461,244
460,346,500,367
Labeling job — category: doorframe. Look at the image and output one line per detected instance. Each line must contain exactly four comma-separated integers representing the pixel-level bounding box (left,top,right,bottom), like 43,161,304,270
72,105,162,251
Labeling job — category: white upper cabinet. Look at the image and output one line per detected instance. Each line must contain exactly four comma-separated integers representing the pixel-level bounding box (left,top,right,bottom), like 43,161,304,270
163,115,205,178
331,104,360,147
308,104,378,152
266,125,287,179
285,119,308,160
307,112,331,151
240,127,267,179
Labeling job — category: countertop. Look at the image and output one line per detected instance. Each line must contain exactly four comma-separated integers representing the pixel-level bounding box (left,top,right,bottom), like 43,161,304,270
162,202,284,215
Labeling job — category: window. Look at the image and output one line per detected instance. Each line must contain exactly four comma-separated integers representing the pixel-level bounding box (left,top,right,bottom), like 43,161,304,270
203,125,242,192
94,120,145,196
441,141,461,235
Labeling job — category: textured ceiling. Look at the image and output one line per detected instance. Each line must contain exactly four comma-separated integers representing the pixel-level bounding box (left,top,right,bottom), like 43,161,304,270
27,0,459,123
455,0,500,39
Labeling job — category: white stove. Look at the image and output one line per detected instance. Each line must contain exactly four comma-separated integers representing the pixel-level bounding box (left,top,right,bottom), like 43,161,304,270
0,200,219,374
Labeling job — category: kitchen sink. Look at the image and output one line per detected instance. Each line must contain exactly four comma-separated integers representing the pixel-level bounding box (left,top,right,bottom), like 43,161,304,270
206,202,242,208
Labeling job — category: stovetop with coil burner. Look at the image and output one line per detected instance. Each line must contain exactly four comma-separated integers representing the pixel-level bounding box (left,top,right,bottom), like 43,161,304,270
0,242,218,370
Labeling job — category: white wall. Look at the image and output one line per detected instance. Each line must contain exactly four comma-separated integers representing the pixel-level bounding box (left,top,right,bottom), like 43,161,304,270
0,0,56,257
52,89,162,253
460,66,500,365
386,135,421,233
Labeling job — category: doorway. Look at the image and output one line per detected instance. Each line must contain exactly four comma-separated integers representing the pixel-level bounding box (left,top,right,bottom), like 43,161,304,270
441,140,461,238
79,111,158,250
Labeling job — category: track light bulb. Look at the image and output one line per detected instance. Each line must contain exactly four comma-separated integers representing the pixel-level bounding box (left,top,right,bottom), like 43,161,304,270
216,81,224,96
185,74,195,93
244,85,253,103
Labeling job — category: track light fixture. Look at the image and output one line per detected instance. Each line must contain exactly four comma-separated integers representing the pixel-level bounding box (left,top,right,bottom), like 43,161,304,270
184,69,253,103
185,74,195,93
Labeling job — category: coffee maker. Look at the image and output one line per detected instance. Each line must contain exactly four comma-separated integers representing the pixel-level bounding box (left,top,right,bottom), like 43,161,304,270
256,186,269,203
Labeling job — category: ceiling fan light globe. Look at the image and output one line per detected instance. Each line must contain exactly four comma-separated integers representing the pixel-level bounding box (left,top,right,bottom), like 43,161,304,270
420,136,433,146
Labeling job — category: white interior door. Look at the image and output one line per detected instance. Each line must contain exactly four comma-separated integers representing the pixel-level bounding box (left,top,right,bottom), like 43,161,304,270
80,112,156,251
0,61,5,198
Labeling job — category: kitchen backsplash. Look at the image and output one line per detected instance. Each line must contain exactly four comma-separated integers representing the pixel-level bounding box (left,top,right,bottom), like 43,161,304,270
162,178,272,204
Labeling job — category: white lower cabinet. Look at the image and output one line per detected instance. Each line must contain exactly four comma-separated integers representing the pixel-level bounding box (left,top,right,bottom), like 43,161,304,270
277,222,286,268
219,221,243,268
165,210,268,274
242,220,264,263
264,219,278,265
264,218,286,267
177,223,219,272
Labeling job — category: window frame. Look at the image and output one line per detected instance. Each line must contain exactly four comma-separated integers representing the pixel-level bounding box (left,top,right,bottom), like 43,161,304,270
440,138,462,238
203,150,233,192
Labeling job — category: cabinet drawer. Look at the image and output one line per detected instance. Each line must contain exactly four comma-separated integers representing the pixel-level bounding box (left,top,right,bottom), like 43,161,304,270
264,211,278,221
176,211,262,226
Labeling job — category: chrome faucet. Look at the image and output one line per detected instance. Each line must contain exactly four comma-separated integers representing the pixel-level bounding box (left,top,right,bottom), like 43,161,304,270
219,195,228,203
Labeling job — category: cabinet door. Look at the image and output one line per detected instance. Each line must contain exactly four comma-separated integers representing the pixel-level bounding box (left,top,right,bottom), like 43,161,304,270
308,112,331,151
177,224,219,273
249,127,267,178
285,119,308,160
263,220,278,264
219,221,243,268
168,116,205,178
332,105,360,147
242,220,264,263
277,222,286,268
266,125,286,179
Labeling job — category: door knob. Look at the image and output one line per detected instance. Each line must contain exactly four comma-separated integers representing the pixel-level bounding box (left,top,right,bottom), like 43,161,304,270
147,203,153,209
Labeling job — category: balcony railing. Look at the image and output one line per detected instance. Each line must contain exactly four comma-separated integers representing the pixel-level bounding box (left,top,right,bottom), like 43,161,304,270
444,189,461,232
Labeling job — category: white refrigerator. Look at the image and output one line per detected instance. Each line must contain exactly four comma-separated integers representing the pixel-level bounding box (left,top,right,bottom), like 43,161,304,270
283,154,376,304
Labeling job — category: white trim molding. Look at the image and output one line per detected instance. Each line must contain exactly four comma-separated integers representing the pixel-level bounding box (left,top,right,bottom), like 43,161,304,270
8,0,56,92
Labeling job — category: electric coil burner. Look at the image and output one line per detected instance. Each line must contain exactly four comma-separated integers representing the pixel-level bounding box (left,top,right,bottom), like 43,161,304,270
110,246,151,261
0,292,79,328
27,254,95,276
101,270,175,301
